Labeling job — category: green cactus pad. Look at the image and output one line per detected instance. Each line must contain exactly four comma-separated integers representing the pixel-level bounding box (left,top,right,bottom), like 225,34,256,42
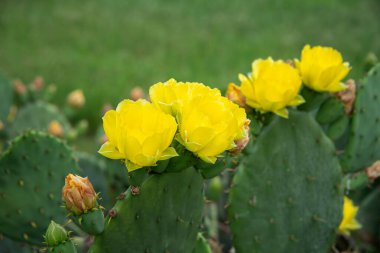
342,64,380,172
0,237,34,253
0,74,13,124
9,102,70,137
90,167,204,253
0,131,78,245
192,233,212,253
228,111,343,253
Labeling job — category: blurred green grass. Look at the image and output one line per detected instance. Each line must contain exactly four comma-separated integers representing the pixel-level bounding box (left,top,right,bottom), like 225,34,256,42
0,0,379,129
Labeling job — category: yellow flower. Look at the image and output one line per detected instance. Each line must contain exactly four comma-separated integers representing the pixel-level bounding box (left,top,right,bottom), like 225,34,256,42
338,196,362,236
62,174,97,215
239,57,304,118
295,45,351,92
98,99,178,171
149,78,220,115
176,94,248,163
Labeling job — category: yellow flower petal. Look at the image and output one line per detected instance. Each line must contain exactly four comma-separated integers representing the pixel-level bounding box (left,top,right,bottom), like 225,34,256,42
98,141,125,160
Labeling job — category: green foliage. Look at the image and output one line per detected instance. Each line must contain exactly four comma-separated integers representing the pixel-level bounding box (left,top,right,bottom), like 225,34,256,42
0,74,13,125
342,64,380,172
9,102,70,138
90,167,204,253
228,111,343,253
0,237,35,253
0,131,78,245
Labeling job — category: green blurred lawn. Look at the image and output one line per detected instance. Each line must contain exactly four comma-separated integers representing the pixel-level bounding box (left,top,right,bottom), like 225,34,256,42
0,0,379,129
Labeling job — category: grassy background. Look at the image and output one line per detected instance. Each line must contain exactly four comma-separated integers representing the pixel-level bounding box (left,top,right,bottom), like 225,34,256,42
0,0,379,129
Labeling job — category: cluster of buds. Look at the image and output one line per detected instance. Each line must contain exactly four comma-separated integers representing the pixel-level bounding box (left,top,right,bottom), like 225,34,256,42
62,174,98,215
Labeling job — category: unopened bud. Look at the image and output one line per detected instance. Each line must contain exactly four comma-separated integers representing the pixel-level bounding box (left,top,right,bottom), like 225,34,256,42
31,76,44,91
48,120,64,137
13,79,27,95
130,87,145,101
365,161,380,183
67,89,85,109
226,83,246,108
45,221,68,247
62,174,97,215
335,79,356,115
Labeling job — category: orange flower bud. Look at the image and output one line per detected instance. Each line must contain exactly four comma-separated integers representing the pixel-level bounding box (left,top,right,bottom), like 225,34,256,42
48,120,64,137
67,89,85,108
31,76,44,91
130,87,145,101
334,79,356,115
226,83,246,108
62,174,97,215
13,79,27,95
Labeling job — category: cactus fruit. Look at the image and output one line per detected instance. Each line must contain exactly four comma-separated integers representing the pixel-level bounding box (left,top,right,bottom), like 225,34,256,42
192,233,212,253
9,102,70,138
342,64,380,172
0,131,78,245
45,221,77,253
228,111,343,253
0,74,13,126
90,166,204,253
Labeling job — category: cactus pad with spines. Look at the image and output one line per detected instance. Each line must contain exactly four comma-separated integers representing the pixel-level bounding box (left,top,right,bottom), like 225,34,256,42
90,167,204,253
228,111,343,253
9,102,70,137
342,64,380,172
0,131,78,245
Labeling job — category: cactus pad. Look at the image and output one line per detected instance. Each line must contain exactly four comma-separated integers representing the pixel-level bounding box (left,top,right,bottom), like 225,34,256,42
0,131,78,245
90,167,204,253
342,64,380,172
0,75,13,124
9,102,70,137
228,111,343,253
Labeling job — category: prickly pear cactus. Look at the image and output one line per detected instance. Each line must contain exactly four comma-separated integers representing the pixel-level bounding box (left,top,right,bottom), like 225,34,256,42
342,64,380,172
90,167,204,253
0,74,13,125
228,111,343,253
0,237,35,253
0,131,78,245
192,233,212,253
9,102,70,137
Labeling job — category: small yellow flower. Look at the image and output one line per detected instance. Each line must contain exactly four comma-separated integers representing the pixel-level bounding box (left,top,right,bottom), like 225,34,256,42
98,99,178,171
149,78,220,115
62,174,97,215
295,45,351,92
338,196,362,236
239,58,304,118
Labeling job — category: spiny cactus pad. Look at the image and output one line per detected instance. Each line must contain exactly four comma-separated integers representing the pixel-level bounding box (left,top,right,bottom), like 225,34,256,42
342,64,380,172
90,167,204,253
9,102,70,137
0,75,13,124
0,131,78,245
228,111,343,253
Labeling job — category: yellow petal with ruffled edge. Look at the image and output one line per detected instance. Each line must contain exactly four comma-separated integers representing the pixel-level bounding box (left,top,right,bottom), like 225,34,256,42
98,141,125,159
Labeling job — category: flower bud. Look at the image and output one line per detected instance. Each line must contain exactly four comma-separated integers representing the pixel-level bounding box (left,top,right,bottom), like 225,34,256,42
334,79,356,115
226,83,246,108
130,86,145,101
13,79,27,95
48,120,64,137
67,89,85,109
31,76,44,91
62,174,97,215
45,221,68,247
